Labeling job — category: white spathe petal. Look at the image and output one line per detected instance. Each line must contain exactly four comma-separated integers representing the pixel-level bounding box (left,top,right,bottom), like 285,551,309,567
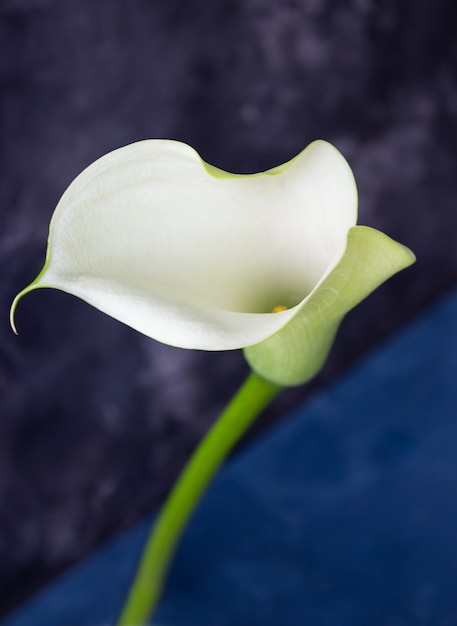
12,139,361,350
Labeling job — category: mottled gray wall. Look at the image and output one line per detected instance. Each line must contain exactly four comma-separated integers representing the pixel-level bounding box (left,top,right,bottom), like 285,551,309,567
0,0,456,617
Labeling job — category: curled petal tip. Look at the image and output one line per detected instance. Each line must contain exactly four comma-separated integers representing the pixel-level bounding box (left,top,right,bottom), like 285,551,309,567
10,298,19,335
10,283,43,336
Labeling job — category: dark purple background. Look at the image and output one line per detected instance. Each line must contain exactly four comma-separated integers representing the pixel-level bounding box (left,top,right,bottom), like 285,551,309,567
1,0,456,619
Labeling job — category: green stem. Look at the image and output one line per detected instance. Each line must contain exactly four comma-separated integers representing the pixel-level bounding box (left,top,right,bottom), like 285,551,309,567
116,371,282,626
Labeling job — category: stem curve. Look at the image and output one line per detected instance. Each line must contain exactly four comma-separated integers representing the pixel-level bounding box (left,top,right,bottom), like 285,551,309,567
116,371,282,626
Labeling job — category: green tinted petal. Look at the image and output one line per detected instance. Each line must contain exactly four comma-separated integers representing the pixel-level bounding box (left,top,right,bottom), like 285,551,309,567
244,226,415,386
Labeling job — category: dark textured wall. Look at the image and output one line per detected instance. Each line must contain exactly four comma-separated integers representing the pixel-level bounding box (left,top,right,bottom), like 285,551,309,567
1,0,456,618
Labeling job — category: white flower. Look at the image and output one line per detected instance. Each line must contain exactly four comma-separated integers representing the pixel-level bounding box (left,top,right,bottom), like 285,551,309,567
11,139,415,385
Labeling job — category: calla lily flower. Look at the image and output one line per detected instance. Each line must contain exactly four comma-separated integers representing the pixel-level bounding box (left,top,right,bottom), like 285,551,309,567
11,139,415,386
